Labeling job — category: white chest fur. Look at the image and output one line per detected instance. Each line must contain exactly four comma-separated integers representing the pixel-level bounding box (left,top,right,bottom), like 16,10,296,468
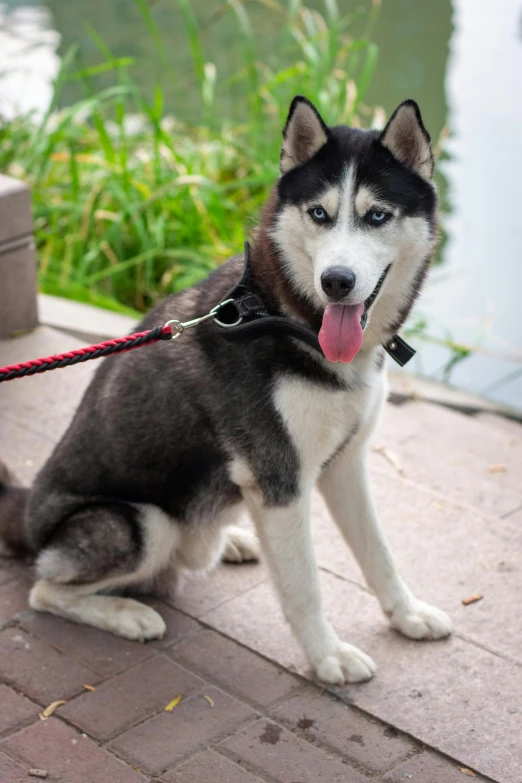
274,362,384,479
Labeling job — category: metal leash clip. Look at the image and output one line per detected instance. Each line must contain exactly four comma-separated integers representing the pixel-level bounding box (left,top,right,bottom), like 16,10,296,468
164,299,234,340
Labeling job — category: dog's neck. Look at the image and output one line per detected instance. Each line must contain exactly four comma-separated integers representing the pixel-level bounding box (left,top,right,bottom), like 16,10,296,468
248,188,436,356
249,190,323,333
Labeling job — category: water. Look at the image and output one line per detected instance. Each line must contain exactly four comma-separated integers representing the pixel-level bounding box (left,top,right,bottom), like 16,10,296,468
1,0,521,411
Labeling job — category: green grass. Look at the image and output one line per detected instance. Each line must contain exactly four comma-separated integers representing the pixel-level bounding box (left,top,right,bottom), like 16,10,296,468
0,0,381,314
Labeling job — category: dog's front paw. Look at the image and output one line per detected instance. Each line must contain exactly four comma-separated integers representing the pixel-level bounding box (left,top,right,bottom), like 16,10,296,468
390,600,452,641
315,643,376,685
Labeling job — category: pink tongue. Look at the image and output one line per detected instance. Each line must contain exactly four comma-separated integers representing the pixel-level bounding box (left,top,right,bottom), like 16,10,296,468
319,303,365,363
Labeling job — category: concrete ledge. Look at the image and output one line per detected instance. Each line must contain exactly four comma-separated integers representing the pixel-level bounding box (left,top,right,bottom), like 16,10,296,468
0,174,38,338
37,294,137,342
0,174,33,244
388,368,522,422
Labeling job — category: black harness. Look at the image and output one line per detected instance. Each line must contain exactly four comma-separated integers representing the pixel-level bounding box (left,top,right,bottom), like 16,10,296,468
214,243,415,367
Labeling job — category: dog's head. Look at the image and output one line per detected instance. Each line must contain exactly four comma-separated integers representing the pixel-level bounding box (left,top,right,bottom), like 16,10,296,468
271,96,437,363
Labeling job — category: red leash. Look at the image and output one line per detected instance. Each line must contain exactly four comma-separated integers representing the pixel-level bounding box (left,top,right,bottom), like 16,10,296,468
0,324,174,383
0,300,232,384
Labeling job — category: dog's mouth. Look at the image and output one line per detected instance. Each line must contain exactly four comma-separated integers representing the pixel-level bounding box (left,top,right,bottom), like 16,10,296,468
318,266,390,363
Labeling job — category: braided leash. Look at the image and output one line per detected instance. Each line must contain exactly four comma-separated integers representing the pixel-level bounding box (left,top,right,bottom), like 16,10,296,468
0,299,233,384
0,325,173,383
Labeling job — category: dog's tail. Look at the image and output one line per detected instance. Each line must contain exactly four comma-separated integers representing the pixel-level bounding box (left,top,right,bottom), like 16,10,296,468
0,461,32,557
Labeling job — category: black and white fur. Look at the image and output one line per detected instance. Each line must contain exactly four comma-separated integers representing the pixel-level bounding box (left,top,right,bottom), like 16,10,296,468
0,97,451,684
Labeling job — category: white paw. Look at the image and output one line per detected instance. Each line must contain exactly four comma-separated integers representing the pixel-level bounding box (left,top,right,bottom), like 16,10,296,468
390,600,452,641
110,599,166,642
315,642,376,685
222,526,260,563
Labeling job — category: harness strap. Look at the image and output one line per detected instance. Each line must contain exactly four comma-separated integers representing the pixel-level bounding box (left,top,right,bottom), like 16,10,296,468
214,243,416,366
0,243,416,384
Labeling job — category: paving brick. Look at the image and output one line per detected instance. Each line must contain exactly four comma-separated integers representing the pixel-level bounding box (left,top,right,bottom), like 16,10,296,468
2,718,148,782
171,560,267,617
0,685,38,737
173,629,302,708
162,749,266,783
0,413,54,483
383,750,488,782
272,690,415,774
0,628,97,703
0,750,29,783
202,578,306,674
61,654,204,740
0,563,17,586
0,327,96,445
505,505,522,524
375,400,522,517
222,719,368,782
0,577,30,626
19,610,155,677
109,685,255,776
477,412,522,438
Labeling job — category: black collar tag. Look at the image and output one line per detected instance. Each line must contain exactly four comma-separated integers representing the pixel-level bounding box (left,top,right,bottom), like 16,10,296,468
214,242,416,367
383,335,416,366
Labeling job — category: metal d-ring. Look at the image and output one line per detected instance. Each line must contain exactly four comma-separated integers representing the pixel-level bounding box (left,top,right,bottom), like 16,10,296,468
213,301,243,329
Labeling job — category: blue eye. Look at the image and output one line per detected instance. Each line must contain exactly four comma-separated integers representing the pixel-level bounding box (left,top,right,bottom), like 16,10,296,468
369,210,389,225
309,206,327,223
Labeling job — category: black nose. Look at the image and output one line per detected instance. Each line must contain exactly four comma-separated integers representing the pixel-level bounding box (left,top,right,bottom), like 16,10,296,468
320,267,356,301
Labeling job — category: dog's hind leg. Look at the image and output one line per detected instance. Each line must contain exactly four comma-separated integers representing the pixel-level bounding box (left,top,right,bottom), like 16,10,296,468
30,581,166,641
29,503,176,640
319,444,452,641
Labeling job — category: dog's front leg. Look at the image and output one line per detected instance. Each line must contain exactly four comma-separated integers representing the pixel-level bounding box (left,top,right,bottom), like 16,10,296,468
244,487,376,684
319,446,452,641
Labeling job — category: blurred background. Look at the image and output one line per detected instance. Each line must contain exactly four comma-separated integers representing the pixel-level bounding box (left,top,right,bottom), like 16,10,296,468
0,0,521,411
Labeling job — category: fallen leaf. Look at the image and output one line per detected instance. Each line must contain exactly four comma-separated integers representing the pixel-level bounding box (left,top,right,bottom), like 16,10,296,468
203,694,214,708
83,684,96,692
28,770,48,778
462,594,483,606
458,768,477,777
39,700,67,720
164,694,183,711
488,464,506,473
373,445,404,476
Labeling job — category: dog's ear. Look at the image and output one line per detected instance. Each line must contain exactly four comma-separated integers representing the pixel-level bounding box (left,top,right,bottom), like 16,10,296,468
380,100,434,180
280,96,329,174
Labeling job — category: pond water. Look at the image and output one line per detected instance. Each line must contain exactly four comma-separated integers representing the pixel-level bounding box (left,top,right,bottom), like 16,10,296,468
1,0,521,411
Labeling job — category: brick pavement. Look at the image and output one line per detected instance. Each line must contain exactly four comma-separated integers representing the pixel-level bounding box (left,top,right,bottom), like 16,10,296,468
1,325,521,783
0,568,494,783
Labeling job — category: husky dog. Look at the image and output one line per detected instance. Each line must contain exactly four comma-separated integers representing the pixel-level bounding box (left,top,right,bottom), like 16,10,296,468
0,96,451,684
